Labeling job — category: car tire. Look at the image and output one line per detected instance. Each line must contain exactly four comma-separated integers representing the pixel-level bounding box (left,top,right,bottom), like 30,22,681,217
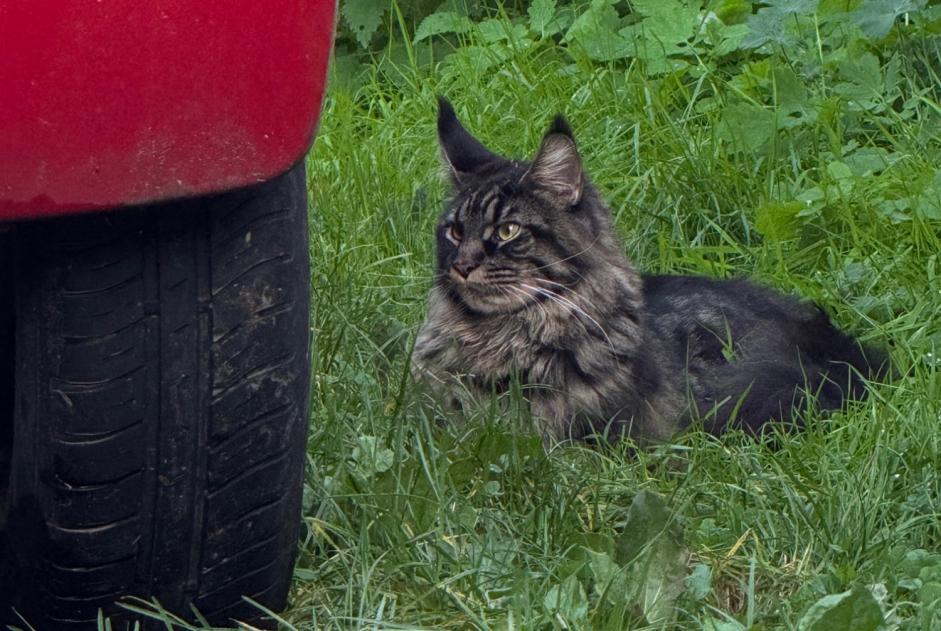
0,230,13,539
0,162,311,629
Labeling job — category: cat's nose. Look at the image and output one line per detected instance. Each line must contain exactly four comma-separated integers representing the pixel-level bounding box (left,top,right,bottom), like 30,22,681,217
451,260,479,279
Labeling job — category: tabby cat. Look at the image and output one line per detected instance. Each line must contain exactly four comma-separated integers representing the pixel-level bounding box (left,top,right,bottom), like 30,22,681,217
411,98,887,442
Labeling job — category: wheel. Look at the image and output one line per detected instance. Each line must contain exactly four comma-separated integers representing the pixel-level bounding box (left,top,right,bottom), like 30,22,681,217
0,162,312,629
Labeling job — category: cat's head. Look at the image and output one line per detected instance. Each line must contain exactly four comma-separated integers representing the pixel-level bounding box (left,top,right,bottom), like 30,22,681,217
434,97,610,315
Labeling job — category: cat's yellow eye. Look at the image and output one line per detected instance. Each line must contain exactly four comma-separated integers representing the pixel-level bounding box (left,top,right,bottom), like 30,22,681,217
496,222,521,242
448,224,463,242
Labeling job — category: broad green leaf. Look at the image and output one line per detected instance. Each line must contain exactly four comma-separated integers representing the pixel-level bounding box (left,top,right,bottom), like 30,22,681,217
630,0,703,49
819,0,864,16
915,169,941,220
713,0,752,24
342,0,388,48
827,161,856,195
293,567,317,581
834,53,885,110
455,503,477,529
900,549,941,580
827,162,853,180
587,549,631,604
566,0,632,61
920,563,941,607
528,0,557,36
851,0,927,38
796,186,825,216
440,45,503,82
414,11,474,43
329,50,370,95
616,490,676,563
842,147,893,176
351,435,394,478
711,23,750,56
686,563,713,600
703,617,747,631
616,490,689,624
772,66,808,116
921,581,941,608
878,199,912,223
719,102,775,153
569,531,615,555
741,0,819,49
543,574,589,622
478,19,529,44
478,18,508,43
796,585,884,631
641,544,689,623
620,0,702,73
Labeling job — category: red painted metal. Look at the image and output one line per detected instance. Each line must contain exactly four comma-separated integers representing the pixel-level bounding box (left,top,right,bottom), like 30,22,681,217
0,0,335,220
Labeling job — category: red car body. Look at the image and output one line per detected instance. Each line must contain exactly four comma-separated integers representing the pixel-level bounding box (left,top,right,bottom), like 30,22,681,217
0,0,335,220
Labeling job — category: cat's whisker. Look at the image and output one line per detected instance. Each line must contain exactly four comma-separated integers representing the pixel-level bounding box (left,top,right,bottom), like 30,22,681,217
529,278,609,329
506,284,551,321
519,282,615,350
518,282,584,323
530,277,577,290
527,233,602,274
498,285,530,313
530,276,596,306
522,285,600,345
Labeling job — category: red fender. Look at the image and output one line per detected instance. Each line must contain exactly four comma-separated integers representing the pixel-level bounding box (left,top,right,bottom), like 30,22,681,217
0,0,336,219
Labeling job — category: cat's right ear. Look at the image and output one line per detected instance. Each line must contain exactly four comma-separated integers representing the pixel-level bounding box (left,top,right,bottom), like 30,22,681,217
522,115,583,208
437,97,501,184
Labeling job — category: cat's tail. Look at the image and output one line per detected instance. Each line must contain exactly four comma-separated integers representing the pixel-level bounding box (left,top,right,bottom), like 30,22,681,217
802,306,891,410
702,307,890,435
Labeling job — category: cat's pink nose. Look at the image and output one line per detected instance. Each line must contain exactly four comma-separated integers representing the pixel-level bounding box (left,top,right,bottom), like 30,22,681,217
451,260,479,279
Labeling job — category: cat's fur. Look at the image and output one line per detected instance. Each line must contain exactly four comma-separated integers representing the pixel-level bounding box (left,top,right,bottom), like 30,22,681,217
411,98,888,442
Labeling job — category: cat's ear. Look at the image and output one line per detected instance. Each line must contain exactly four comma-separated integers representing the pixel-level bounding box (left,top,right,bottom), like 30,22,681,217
437,97,502,184
523,115,583,207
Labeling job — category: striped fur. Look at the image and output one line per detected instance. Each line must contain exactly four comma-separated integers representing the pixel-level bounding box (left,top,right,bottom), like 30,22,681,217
412,99,888,442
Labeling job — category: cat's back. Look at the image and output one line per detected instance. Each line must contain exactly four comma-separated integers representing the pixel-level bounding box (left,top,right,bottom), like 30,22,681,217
642,272,885,370
641,274,818,351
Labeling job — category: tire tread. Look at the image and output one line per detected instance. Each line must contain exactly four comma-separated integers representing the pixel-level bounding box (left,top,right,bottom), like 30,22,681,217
7,163,311,629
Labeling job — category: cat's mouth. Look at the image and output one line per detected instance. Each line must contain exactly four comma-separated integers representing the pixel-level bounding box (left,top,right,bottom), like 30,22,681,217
447,273,537,314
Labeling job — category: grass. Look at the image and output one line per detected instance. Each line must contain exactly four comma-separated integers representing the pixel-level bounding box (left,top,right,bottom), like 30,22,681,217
113,6,941,630
278,13,941,630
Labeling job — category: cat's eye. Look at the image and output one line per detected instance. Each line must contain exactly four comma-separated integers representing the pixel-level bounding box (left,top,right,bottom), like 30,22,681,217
496,222,521,242
448,224,463,242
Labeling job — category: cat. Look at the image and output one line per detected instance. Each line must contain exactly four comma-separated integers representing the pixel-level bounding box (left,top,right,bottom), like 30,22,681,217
411,97,888,443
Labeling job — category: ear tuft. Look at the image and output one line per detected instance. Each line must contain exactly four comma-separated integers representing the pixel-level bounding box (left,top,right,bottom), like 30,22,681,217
436,96,459,137
548,114,574,138
437,97,503,184
524,119,583,207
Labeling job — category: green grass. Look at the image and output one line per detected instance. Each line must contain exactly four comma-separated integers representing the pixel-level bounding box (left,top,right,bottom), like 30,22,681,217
277,11,941,630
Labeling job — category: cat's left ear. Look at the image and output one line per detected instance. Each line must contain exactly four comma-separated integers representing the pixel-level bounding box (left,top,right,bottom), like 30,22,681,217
523,115,583,208
438,96,503,184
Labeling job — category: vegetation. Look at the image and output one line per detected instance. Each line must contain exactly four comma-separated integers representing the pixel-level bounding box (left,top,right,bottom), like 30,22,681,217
122,0,941,629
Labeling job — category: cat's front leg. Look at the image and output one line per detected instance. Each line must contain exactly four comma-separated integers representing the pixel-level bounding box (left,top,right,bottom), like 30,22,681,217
411,321,487,425
411,324,456,401
529,390,579,442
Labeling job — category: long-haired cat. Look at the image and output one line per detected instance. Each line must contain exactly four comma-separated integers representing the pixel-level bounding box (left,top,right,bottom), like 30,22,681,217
412,98,888,442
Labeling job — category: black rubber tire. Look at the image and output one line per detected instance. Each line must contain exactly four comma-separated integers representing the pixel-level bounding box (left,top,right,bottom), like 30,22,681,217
0,231,13,532
1,162,311,629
